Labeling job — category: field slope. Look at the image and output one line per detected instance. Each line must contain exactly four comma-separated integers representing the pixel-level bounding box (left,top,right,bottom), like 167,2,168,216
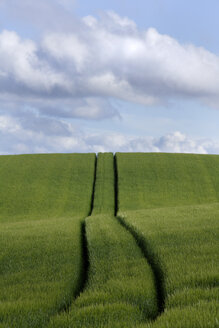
0,153,95,328
117,152,219,210
49,153,158,328
0,152,218,328
116,153,219,328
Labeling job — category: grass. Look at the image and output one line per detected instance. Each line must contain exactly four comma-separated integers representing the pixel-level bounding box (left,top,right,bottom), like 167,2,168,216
92,153,115,215
1,152,219,327
0,217,83,327
49,214,158,327
116,153,219,327
116,152,219,210
0,153,95,221
49,152,158,327
0,153,95,327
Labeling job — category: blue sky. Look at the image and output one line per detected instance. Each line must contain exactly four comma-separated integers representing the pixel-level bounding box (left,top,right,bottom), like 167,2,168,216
0,0,219,154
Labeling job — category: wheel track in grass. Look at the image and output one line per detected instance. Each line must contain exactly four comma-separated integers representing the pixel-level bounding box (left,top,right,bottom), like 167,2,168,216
57,153,165,322
114,154,166,317
57,220,89,314
116,215,165,315
57,155,97,314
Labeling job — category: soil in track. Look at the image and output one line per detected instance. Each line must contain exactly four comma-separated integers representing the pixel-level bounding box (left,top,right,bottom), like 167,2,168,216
48,152,163,328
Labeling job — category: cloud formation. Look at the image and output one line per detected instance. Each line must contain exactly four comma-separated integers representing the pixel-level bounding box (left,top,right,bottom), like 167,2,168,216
0,113,219,155
41,12,219,107
0,7,219,154
0,10,219,123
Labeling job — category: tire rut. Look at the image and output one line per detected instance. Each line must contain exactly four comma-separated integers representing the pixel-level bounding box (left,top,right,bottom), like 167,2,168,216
58,153,166,323
57,156,97,315
114,154,166,317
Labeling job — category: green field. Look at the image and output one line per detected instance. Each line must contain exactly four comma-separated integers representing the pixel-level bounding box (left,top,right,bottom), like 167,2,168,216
0,152,218,327
116,153,219,328
0,154,96,327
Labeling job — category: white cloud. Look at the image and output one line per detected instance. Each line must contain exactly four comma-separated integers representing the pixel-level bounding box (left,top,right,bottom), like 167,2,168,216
0,114,86,154
42,14,219,107
1,11,219,123
1,12,219,102
1,9,219,154
0,30,71,92
0,113,218,155
154,131,208,154
96,11,137,33
43,33,88,72
84,131,216,154
0,95,120,121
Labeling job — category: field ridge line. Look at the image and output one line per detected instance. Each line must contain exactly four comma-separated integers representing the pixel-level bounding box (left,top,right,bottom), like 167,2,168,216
114,154,166,318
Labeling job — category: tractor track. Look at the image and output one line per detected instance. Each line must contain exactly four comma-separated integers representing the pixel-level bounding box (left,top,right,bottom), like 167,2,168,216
56,156,97,315
114,154,166,317
57,153,165,322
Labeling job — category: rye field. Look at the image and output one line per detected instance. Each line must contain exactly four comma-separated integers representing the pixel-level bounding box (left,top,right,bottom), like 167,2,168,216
0,152,218,327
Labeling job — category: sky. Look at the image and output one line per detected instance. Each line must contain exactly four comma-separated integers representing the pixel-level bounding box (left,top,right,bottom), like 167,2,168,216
0,0,219,154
